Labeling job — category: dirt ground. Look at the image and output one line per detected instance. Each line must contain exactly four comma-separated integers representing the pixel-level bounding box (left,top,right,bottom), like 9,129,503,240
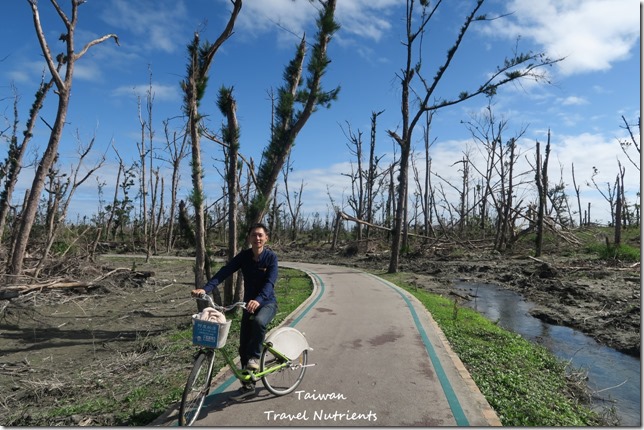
0,244,640,425
0,256,199,426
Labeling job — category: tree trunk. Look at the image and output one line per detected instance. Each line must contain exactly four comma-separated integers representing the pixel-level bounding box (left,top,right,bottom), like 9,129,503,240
10,1,118,275
535,131,551,257
366,110,384,239
180,0,241,300
217,87,240,306
164,121,189,253
10,96,71,276
388,142,410,273
0,80,53,244
614,179,622,247
614,163,625,247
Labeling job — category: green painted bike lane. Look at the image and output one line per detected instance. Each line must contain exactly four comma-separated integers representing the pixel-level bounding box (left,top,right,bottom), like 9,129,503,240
153,262,499,427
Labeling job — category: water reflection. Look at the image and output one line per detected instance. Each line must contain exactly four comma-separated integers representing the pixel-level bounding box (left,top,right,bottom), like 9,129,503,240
454,281,641,427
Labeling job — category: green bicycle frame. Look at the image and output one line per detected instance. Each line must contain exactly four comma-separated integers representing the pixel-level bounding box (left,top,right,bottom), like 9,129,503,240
218,342,291,383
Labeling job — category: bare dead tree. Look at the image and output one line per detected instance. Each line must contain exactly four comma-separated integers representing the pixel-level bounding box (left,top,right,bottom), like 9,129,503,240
420,110,436,238
614,161,626,247
366,110,385,239
140,67,157,261
35,131,105,276
534,131,551,257
463,102,529,251
340,121,365,239
497,137,519,250
384,162,396,232
462,101,506,232
386,0,561,273
547,162,573,228
588,167,617,226
618,115,640,172
9,0,119,276
152,172,164,253
161,118,190,252
282,153,304,241
457,156,470,233
571,163,583,227
106,145,124,241
136,94,150,259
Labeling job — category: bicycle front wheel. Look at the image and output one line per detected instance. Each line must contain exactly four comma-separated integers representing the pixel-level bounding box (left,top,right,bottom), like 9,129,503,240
260,348,307,396
179,350,215,426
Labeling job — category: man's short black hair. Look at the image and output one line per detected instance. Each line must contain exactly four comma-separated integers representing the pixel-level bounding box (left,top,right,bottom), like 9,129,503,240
247,222,270,236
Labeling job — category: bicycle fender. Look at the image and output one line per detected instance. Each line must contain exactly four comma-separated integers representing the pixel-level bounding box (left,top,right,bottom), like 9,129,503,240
265,327,311,360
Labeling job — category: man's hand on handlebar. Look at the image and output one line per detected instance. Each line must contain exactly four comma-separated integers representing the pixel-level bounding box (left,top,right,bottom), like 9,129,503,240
191,290,252,313
246,299,260,314
191,289,206,297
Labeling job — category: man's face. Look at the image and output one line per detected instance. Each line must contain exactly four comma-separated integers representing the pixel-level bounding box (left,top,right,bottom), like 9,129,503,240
249,228,268,248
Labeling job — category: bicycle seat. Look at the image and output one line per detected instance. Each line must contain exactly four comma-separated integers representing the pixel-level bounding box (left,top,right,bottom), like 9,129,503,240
265,327,311,360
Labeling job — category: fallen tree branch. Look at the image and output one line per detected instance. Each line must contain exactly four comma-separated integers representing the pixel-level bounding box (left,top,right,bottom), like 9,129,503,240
2,267,132,295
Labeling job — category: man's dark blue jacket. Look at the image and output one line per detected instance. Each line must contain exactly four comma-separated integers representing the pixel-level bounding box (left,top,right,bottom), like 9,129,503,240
203,248,278,306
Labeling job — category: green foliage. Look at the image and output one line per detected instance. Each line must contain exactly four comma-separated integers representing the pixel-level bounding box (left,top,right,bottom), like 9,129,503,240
586,243,640,262
180,35,209,113
249,1,339,226
50,240,71,255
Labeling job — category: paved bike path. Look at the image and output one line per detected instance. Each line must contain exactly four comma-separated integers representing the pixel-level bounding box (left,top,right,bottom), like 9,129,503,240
153,262,500,426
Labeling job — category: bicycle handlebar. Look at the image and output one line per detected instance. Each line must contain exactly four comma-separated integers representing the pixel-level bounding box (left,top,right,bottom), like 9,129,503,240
196,293,246,312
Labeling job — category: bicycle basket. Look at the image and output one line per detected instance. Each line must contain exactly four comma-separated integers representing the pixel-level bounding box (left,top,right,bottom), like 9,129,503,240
192,317,231,348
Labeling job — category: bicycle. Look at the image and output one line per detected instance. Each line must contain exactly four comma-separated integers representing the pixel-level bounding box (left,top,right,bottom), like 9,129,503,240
179,294,313,426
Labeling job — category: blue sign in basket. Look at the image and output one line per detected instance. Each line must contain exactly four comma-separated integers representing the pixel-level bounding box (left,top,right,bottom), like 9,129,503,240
192,318,231,348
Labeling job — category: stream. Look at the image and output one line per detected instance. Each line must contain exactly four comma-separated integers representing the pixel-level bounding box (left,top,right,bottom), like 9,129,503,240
453,281,640,426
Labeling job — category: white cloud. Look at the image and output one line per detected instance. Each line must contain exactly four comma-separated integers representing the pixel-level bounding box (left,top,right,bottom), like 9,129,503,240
7,62,43,84
486,0,639,76
560,96,588,106
233,0,314,46
73,62,104,82
112,83,181,103
101,0,189,53
232,0,399,47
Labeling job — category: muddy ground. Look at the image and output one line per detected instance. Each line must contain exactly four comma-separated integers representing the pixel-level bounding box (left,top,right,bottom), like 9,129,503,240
0,243,640,425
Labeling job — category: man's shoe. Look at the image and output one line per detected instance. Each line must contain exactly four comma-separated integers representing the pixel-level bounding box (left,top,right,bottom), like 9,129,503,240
246,358,260,371
229,384,256,402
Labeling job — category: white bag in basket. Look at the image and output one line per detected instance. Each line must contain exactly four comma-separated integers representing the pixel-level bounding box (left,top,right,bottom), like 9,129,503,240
194,307,226,324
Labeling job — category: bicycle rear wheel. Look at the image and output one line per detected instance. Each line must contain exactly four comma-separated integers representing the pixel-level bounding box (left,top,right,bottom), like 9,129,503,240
260,347,307,396
179,351,215,426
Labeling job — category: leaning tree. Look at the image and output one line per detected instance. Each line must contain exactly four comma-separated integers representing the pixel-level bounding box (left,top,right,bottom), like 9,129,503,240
245,0,340,229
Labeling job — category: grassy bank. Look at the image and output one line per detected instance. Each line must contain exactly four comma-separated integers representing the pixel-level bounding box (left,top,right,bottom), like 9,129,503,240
380,272,605,426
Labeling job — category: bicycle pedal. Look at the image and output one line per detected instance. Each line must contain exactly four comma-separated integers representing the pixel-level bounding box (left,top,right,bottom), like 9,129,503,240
240,369,259,382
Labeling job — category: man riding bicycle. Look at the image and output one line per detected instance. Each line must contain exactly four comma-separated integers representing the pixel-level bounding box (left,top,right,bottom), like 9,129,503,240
191,222,278,401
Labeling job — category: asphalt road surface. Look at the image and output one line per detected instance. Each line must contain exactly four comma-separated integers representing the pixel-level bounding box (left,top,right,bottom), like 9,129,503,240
154,262,500,427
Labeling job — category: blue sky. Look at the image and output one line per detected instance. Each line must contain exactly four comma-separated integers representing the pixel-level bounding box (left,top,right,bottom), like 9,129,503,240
0,0,640,225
